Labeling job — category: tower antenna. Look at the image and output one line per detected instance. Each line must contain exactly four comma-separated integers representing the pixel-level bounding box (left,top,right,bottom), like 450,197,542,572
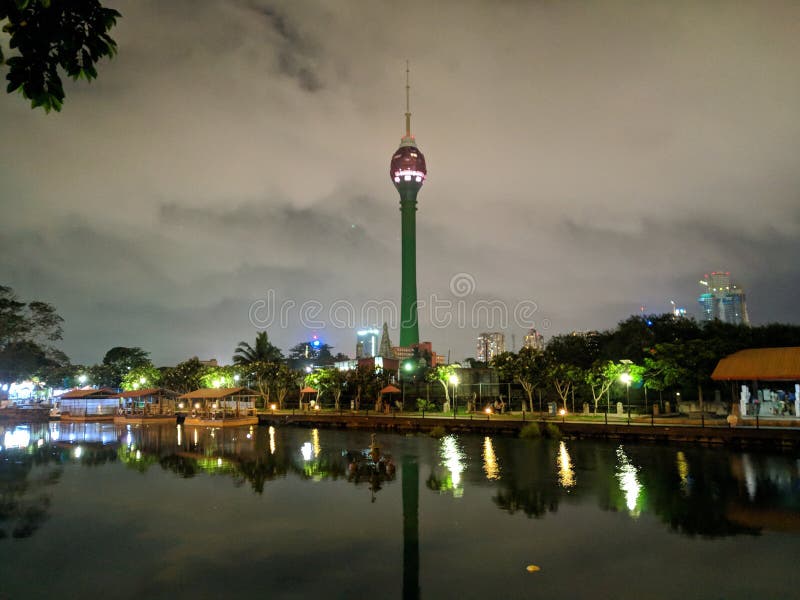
405,60,412,138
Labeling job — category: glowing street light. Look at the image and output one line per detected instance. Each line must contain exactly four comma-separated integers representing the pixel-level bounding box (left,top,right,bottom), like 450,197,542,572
449,374,459,417
77,374,88,385
620,372,633,424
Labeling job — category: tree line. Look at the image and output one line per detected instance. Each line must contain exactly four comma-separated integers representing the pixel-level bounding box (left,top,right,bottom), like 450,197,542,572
491,314,800,413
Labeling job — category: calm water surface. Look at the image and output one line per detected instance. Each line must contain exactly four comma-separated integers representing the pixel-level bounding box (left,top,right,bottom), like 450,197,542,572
1,421,799,599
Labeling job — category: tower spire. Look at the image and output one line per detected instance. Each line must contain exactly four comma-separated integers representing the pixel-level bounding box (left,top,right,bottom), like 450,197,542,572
405,60,411,138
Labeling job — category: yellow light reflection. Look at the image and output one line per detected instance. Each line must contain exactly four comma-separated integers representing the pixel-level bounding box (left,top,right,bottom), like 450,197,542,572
676,451,690,496
557,441,576,489
440,435,465,494
616,446,641,517
483,436,500,480
268,426,276,455
176,424,182,447
193,428,198,446
311,428,321,458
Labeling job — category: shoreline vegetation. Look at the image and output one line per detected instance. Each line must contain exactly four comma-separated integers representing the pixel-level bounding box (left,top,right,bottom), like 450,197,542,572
4,285,800,427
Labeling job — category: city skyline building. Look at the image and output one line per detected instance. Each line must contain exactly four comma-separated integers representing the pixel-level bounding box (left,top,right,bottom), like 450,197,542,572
523,328,545,351
476,332,505,363
698,271,750,325
356,328,380,358
390,64,427,348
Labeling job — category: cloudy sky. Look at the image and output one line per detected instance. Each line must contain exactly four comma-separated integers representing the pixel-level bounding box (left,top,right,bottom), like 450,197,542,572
2,0,799,366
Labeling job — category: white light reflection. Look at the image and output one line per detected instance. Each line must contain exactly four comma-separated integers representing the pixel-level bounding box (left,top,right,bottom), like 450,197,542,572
616,446,642,516
3,427,30,449
176,424,182,446
557,441,576,489
311,429,321,458
742,454,757,500
440,435,465,494
301,442,313,461
483,437,500,481
74,446,83,459
269,426,276,455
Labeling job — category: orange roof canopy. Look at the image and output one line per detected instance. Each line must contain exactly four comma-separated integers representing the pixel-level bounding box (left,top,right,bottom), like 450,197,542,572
380,385,401,394
711,347,800,381
178,387,256,399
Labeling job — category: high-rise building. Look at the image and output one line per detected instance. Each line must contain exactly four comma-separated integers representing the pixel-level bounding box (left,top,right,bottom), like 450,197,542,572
523,329,545,351
476,332,505,362
356,328,380,358
390,64,426,348
698,271,750,325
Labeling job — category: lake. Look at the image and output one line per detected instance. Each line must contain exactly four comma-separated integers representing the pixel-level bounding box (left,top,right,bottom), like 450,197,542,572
1,421,798,599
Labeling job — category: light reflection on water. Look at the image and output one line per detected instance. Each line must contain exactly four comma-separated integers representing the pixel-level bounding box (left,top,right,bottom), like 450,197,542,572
483,436,500,481
615,446,642,516
440,435,466,496
557,441,576,489
676,451,691,496
0,423,800,588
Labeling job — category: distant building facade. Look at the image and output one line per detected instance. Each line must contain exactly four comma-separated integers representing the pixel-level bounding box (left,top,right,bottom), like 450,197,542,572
522,329,545,351
476,332,505,362
698,271,750,325
356,328,380,358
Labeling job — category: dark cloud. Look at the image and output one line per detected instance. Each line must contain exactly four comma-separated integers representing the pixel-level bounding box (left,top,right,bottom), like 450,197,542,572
1,0,798,364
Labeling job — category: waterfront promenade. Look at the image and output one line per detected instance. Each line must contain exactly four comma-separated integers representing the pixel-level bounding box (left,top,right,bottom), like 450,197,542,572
256,409,800,449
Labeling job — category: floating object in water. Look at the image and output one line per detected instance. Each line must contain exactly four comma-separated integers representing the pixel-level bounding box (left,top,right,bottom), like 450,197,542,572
526,565,541,573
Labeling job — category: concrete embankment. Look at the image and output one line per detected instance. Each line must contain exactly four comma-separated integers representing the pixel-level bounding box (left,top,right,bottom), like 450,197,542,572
257,412,800,449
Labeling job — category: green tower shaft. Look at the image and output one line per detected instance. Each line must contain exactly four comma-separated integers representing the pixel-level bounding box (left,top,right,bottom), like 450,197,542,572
402,455,420,600
399,190,419,347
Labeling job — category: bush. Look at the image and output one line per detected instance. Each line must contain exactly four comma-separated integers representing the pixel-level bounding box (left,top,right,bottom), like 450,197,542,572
545,423,562,439
429,425,446,438
519,423,541,439
417,398,435,412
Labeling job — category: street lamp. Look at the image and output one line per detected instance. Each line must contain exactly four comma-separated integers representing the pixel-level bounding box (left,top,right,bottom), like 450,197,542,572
77,374,88,386
448,374,459,417
620,372,632,424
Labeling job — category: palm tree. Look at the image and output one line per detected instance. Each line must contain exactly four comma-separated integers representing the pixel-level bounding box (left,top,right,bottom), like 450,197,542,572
233,332,283,365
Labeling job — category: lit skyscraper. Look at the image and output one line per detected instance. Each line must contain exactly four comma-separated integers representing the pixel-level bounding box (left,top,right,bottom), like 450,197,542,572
356,328,380,358
523,328,545,351
698,271,749,325
476,332,505,362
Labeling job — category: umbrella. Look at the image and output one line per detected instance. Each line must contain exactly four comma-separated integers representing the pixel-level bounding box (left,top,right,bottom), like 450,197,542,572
380,385,401,394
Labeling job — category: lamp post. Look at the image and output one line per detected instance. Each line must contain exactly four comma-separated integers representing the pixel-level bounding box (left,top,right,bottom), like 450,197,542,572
620,372,632,424
448,374,459,418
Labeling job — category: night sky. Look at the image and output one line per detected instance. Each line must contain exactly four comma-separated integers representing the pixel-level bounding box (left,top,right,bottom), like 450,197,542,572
1,1,799,366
